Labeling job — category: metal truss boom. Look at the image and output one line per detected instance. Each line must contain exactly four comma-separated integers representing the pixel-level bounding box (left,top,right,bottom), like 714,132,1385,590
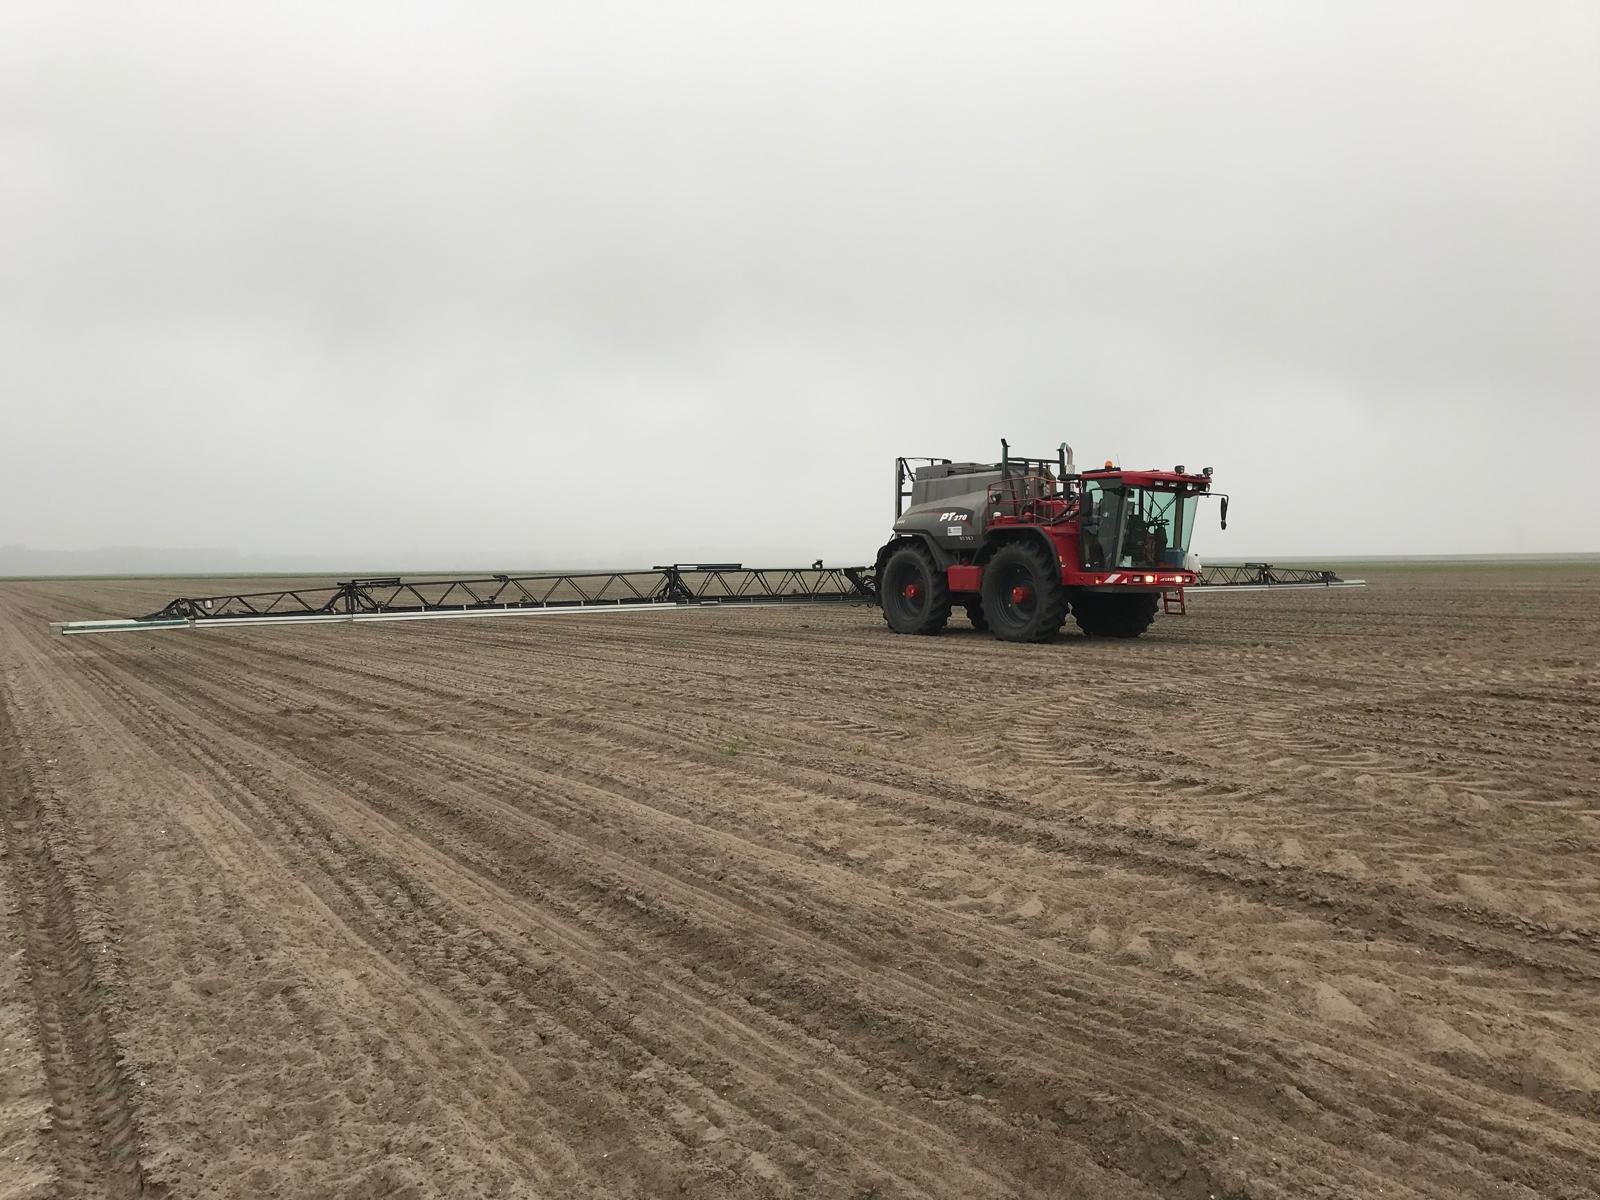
48,561,1360,636
52,564,878,635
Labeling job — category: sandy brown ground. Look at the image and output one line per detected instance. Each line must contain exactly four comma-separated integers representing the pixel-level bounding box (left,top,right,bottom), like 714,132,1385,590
1,567,1597,1199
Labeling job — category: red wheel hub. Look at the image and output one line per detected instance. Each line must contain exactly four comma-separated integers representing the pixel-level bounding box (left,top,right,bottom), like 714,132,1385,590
1010,585,1033,605
903,583,922,601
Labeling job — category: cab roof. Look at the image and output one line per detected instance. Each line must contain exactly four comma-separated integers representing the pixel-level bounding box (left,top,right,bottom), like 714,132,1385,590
1079,468,1212,489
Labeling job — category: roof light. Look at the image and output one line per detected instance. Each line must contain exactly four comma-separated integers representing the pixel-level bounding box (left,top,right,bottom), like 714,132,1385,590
1103,459,1114,469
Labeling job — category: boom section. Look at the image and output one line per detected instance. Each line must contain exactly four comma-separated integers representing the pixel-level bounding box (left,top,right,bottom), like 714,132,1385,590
53,565,877,635
1194,563,1365,589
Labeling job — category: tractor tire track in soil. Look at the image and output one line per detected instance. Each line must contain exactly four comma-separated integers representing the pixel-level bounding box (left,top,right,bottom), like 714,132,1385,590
1,566,1598,1199
0,684,162,1198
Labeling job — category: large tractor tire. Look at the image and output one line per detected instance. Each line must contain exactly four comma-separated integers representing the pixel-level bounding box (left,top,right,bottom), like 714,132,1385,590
880,543,951,635
964,601,989,632
1072,591,1159,638
980,541,1068,643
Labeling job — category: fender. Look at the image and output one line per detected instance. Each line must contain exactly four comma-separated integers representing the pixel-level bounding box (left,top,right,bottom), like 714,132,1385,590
976,525,1063,569
874,531,955,577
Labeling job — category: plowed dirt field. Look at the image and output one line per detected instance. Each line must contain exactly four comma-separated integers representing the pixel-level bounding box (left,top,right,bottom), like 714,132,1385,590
2,568,1597,1200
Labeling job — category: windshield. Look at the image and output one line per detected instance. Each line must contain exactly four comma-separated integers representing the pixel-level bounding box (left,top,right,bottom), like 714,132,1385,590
1079,483,1199,570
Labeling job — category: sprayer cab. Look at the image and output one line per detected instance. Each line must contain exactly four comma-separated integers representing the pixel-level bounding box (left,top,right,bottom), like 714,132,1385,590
1076,465,1216,574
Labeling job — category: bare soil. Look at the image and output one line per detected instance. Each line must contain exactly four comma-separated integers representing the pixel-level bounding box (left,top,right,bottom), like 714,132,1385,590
1,568,1597,1199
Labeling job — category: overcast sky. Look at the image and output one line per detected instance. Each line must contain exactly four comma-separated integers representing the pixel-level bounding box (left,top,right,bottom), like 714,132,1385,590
3,2,1597,567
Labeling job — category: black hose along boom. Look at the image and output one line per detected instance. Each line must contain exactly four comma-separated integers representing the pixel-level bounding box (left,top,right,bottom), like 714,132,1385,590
48,559,1360,636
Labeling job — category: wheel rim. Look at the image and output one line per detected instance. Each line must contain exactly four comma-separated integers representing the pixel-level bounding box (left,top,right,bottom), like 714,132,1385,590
886,559,928,621
994,563,1039,626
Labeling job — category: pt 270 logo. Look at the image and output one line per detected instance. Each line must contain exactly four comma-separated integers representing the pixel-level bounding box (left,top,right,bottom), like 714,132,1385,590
938,512,970,523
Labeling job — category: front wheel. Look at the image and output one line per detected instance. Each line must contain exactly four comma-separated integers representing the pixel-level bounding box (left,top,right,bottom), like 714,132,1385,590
1072,591,1159,638
980,541,1068,643
879,544,951,635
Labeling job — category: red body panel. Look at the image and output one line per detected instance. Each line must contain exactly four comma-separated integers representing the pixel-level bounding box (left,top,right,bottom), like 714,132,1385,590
944,524,1196,593
946,564,982,593
1035,523,1195,588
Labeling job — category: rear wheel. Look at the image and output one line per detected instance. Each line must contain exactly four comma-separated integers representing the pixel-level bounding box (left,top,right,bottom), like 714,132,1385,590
1072,591,1159,638
880,543,951,635
980,541,1068,643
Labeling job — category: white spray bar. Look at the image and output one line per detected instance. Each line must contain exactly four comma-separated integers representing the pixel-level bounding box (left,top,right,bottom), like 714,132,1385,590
1187,580,1367,593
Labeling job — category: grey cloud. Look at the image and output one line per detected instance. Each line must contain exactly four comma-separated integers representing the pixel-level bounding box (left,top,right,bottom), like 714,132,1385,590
3,2,1598,567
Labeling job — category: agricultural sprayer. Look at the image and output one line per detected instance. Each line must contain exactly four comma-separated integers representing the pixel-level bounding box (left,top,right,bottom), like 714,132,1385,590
51,440,1360,639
